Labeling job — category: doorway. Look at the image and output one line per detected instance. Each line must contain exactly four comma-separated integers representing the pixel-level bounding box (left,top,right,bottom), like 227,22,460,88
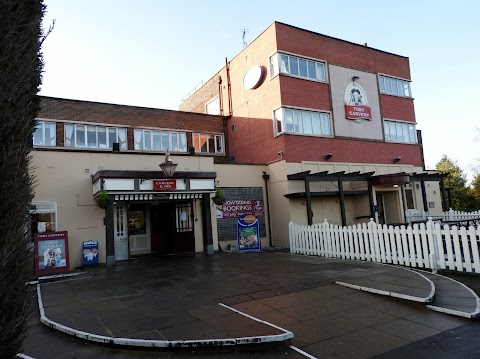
376,193,385,225
150,203,176,254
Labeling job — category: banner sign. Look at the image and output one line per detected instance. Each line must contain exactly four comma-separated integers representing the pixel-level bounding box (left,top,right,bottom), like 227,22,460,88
153,179,176,190
217,200,264,219
344,83,372,123
237,214,261,252
344,104,371,120
34,231,69,276
82,240,99,266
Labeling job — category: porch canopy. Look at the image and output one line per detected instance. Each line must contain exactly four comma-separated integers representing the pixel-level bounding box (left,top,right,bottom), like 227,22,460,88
92,169,217,201
286,170,447,226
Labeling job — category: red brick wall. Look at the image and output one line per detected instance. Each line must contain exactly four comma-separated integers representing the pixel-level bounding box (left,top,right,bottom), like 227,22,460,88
279,77,331,110
283,135,423,166
38,97,229,162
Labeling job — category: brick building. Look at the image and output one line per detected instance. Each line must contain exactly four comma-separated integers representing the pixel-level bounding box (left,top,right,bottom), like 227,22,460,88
32,97,269,269
180,21,447,245
31,22,447,270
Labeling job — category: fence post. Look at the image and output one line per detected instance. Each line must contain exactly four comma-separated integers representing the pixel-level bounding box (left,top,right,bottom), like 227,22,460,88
426,217,438,273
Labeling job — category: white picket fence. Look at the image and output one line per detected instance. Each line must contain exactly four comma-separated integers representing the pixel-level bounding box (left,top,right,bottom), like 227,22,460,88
406,209,480,223
289,219,480,273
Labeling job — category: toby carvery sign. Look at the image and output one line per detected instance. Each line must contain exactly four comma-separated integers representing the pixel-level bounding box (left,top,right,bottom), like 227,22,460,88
153,179,176,190
344,82,371,123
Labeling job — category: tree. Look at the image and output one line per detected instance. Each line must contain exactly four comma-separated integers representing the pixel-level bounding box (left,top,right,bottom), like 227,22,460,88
472,173,480,205
436,155,479,211
0,1,46,357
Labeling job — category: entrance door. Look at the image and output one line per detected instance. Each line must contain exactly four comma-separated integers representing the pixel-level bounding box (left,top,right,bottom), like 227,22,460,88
114,204,129,261
376,193,385,225
151,204,175,254
174,202,195,253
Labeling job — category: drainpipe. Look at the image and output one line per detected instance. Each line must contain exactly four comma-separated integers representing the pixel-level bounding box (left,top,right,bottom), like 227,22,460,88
263,172,273,247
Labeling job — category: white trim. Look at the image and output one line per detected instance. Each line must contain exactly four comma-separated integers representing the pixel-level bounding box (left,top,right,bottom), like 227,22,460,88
383,118,417,125
377,72,411,83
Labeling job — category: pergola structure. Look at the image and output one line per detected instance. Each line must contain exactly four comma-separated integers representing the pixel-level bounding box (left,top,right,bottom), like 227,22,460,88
286,170,448,226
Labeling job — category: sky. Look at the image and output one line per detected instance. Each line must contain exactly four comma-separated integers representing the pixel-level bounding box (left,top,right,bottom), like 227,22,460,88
39,0,479,181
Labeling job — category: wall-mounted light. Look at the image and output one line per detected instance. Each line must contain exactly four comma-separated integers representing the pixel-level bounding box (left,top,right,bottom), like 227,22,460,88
352,76,360,82
393,184,399,188
324,153,333,160
159,152,177,178
393,157,401,163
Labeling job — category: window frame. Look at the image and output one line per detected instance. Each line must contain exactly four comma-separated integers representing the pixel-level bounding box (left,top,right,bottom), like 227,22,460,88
33,120,56,147
30,201,58,239
64,123,127,150
192,132,225,154
270,52,327,83
383,119,417,144
273,107,333,137
134,129,187,153
378,74,412,98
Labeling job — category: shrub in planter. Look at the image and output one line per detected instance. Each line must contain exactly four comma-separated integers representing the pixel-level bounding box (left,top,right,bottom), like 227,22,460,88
212,187,226,205
96,189,111,209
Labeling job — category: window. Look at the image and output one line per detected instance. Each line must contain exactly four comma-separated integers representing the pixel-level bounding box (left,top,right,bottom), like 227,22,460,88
64,124,127,149
379,75,412,97
273,108,331,136
270,53,326,82
134,129,187,152
30,201,57,240
404,184,415,210
176,203,193,232
206,97,220,115
33,121,56,146
384,120,417,143
192,133,224,154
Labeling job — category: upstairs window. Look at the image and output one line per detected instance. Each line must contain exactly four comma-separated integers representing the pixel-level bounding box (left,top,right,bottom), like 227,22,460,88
384,120,417,143
134,129,187,152
64,124,127,149
33,121,56,146
192,133,224,154
206,97,220,115
270,53,326,82
273,107,331,137
379,75,412,97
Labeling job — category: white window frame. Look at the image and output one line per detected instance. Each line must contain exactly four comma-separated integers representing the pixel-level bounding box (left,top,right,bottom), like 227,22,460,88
378,74,412,98
33,120,56,147
273,107,332,137
270,52,327,82
30,201,58,234
383,119,417,144
64,124,127,150
192,133,224,154
205,97,220,115
134,129,187,153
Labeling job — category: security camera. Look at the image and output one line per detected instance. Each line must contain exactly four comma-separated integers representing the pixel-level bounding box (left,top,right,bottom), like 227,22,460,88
278,150,283,155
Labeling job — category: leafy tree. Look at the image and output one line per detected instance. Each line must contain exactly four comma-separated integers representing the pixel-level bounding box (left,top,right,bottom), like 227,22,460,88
0,1,46,357
472,173,480,205
436,155,478,211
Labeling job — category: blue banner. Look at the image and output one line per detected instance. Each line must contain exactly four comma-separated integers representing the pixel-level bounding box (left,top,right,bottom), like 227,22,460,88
82,240,99,266
237,214,260,252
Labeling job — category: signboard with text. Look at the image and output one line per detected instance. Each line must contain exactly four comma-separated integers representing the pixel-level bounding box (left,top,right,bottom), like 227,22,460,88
82,240,99,266
153,179,176,190
216,200,264,219
237,214,261,252
34,231,70,276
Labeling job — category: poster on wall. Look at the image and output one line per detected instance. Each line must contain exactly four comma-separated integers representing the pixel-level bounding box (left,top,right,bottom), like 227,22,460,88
217,200,264,219
237,214,261,252
82,240,99,266
34,231,69,276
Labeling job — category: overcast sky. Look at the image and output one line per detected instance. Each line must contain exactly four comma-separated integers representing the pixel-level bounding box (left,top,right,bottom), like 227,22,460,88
39,0,479,180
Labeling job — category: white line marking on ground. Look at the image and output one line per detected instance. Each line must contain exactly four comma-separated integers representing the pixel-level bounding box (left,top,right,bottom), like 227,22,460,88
290,345,318,359
218,303,293,336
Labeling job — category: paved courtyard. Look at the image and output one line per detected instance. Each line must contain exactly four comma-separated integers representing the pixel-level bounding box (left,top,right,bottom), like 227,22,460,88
22,252,480,358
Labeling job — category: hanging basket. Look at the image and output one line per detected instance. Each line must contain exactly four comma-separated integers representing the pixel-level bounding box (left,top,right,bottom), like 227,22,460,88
212,196,226,205
96,198,110,209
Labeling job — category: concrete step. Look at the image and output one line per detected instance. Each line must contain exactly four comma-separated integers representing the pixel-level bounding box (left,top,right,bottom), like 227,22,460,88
414,270,480,319
335,266,434,303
